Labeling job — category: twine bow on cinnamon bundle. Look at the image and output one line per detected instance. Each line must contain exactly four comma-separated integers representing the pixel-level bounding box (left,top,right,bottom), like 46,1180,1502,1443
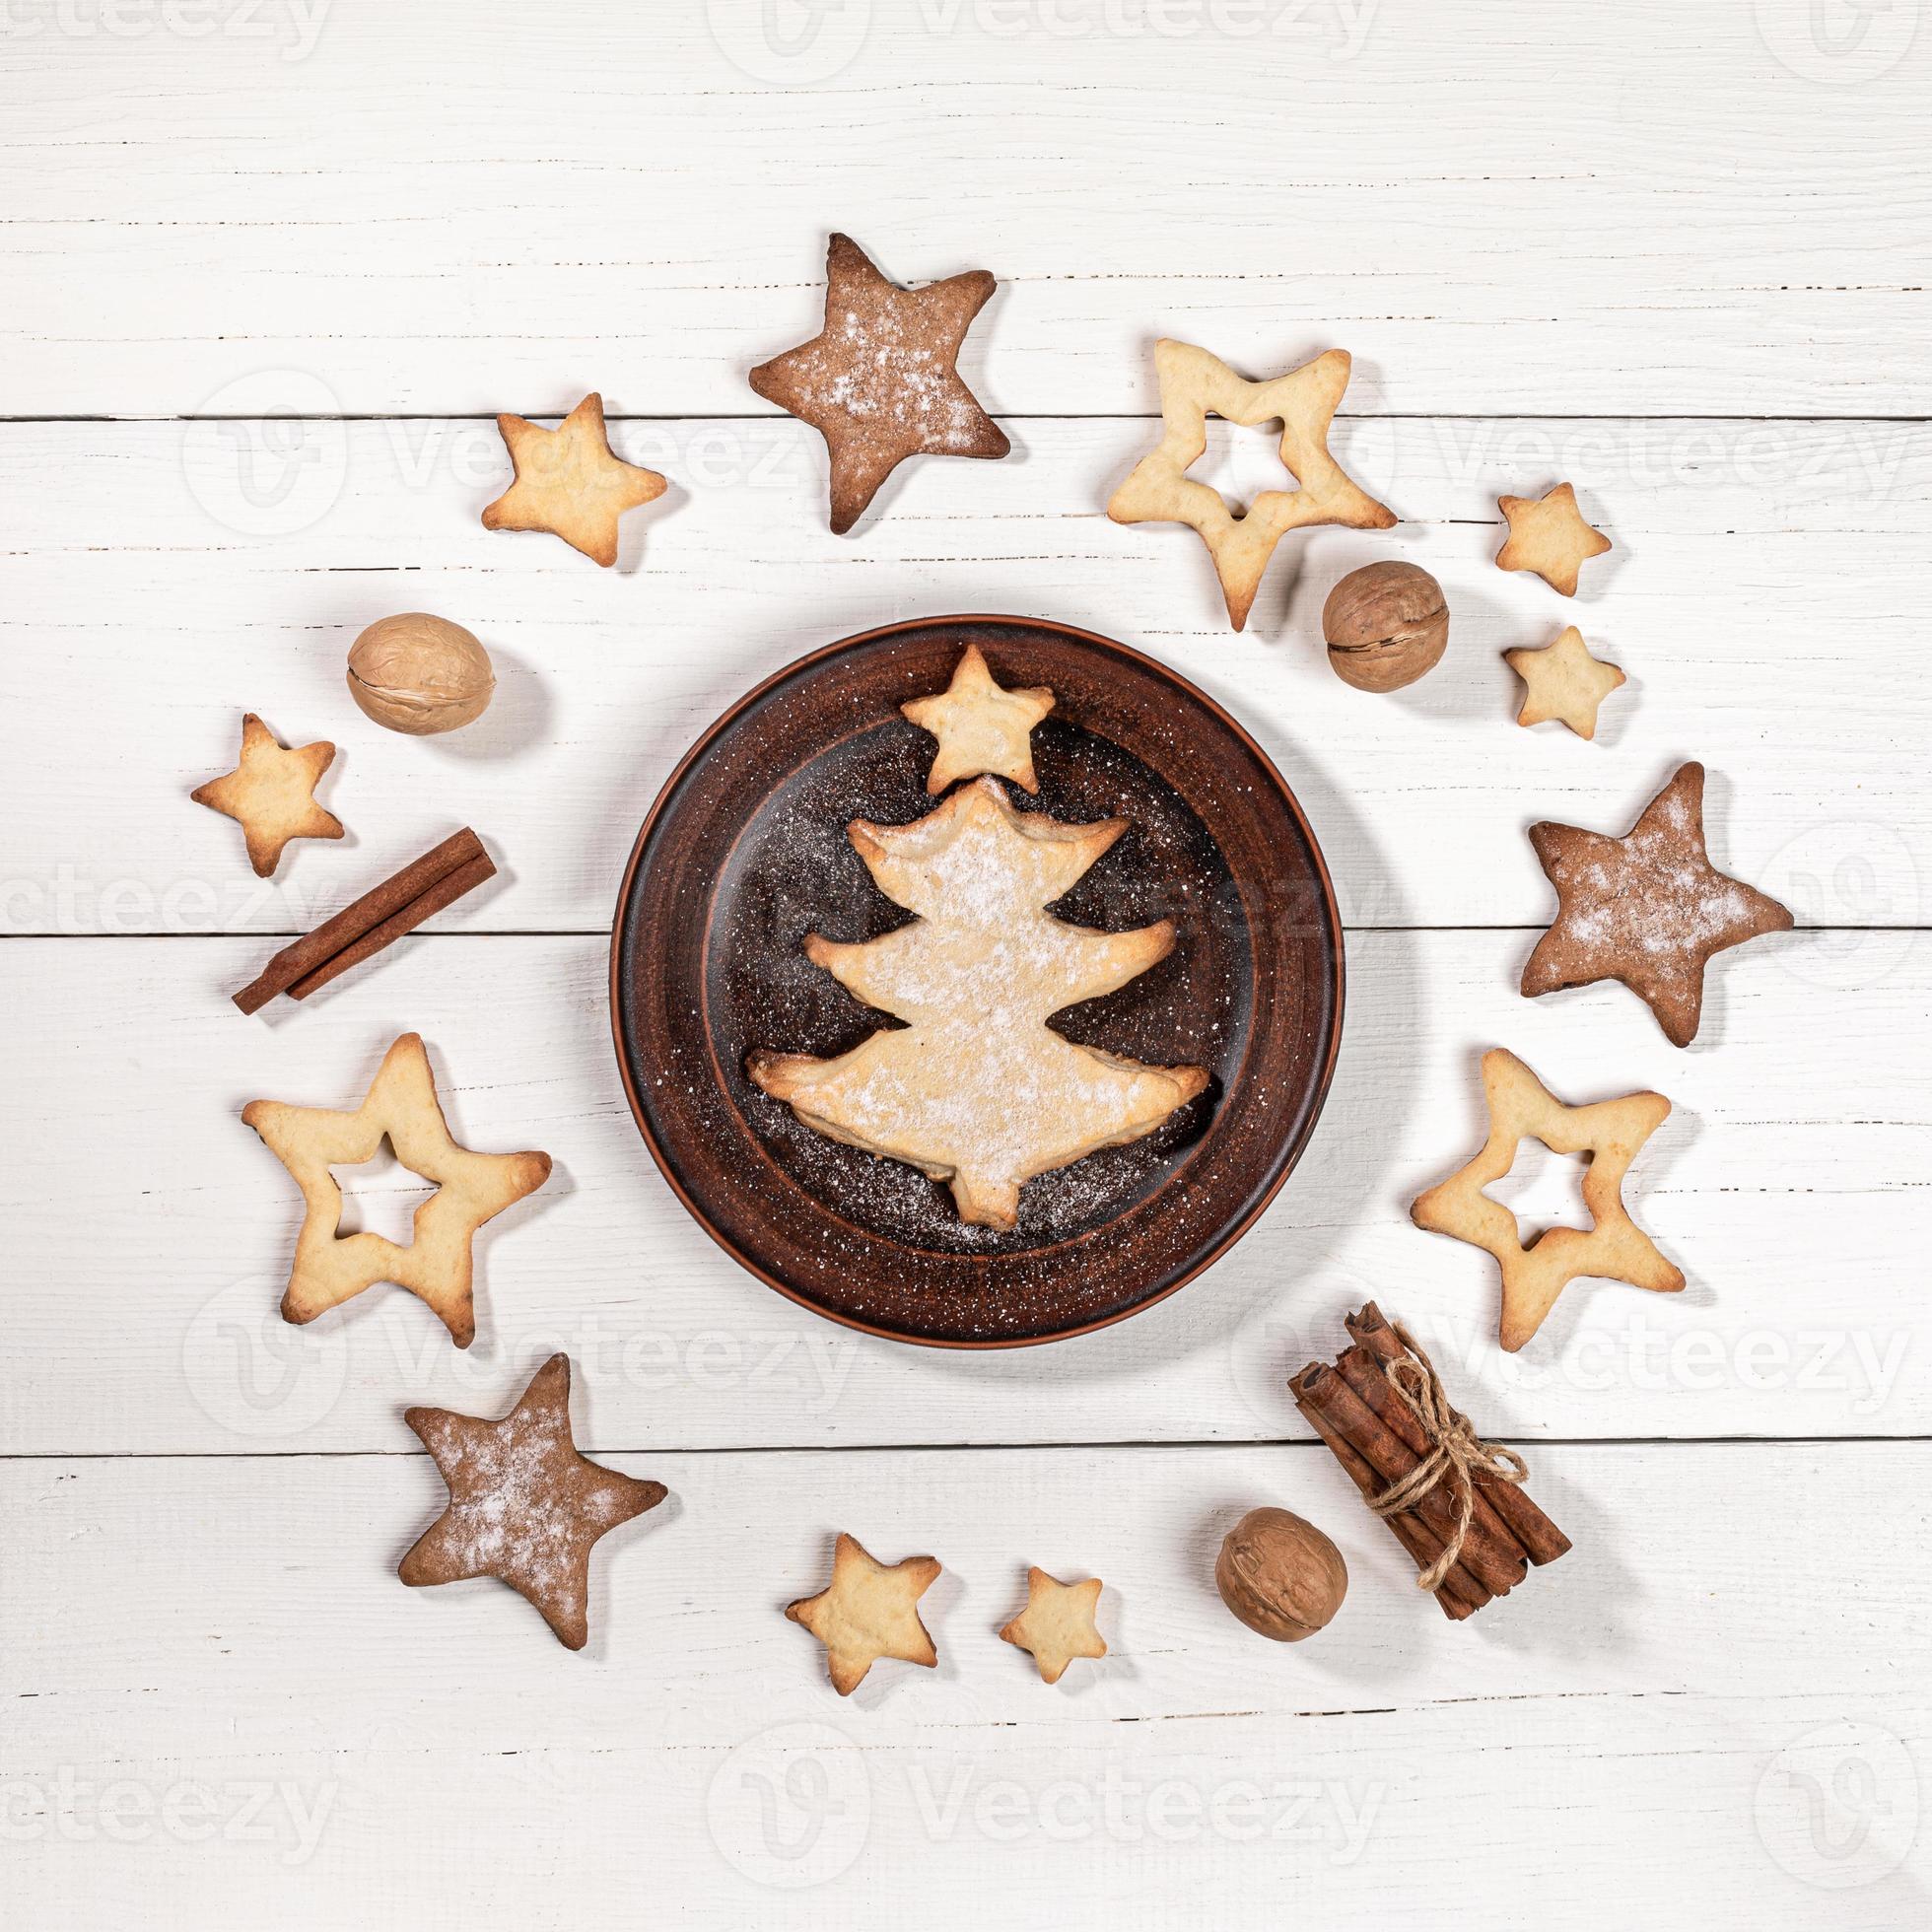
1290,1303,1570,1622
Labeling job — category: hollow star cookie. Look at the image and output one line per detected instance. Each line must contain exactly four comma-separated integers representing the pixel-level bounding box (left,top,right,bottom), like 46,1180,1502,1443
749,233,1009,535
1000,1567,1107,1685
400,1354,666,1650
1495,483,1611,596
901,644,1055,794
787,1533,941,1695
1412,1048,1684,1352
1523,761,1794,1046
481,392,667,567
242,1032,551,1347
191,713,343,878
1505,625,1625,739
748,777,1208,1229
1108,340,1395,631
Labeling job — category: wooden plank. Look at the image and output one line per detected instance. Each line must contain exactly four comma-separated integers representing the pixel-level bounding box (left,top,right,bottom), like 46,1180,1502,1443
1,929,1919,1455
3,3,1926,417
3,1441,1926,1926
2,416,1924,934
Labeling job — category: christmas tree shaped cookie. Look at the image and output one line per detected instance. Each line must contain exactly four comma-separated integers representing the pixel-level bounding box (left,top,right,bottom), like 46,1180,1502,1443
748,776,1208,1228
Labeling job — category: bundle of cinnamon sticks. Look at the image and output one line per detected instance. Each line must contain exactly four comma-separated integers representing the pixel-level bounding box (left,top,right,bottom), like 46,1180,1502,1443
1291,1302,1570,1621
234,828,495,1014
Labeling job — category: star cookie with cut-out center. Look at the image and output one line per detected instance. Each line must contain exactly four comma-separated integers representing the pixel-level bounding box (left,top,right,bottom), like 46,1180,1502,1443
1000,1567,1107,1684
901,644,1055,794
242,1031,551,1347
1108,339,1396,631
1522,761,1794,1046
399,1353,666,1650
481,391,667,567
1495,482,1611,596
1505,625,1626,739
750,233,1009,535
786,1533,941,1695
1412,1048,1684,1352
191,713,343,878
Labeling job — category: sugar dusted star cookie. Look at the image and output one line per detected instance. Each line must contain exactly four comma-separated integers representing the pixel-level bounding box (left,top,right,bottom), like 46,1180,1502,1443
191,713,342,878
482,392,667,567
1000,1567,1107,1685
1522,761,1794,1045
901,644,1055,794
1495,483,1611,596
1505,625,1625,739
400,1353,666,1650
787,1533,941,1695
749,233,1009,535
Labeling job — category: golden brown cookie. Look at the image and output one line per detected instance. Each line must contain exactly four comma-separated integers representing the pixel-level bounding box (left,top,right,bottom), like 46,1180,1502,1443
1523,761,1794,1045
1412,1048,1684,1352
900,644,1055,795
1504,624,1625,739
787,1533,941,1695
1495,483,1611,596
749,233,1009,535
242,1032,551,1347
400,1353,666,1650
190,713,343,878
999,1567,1107,1684
1108,340,1395,630
481,392,667,567
747,778,1208,1229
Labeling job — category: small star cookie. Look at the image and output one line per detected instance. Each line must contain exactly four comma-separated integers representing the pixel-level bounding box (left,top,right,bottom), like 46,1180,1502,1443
242,1031,551,1347
1495,483,1611,596
786,1533,941,1695
1412,1048,1684,1352
1522,761,1794,1046
749,233,1009,535
481,392,667,567
1505,625,1625,739
901,645,1055,794
400,1354,666,1650
1000,1567,1107,1684
1108,340,1395,631
191,713,342,878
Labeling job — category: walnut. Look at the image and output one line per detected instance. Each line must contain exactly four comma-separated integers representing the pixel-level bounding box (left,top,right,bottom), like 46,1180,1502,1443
346,613,495,736
1214,1506,1348,1642
1321,561,1449,693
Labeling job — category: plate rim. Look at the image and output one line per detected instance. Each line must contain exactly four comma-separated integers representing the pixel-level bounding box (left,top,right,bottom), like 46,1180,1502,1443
607,612,1346,1349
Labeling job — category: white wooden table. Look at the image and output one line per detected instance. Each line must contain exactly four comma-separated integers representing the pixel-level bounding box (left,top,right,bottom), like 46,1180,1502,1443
5,4,1929,1923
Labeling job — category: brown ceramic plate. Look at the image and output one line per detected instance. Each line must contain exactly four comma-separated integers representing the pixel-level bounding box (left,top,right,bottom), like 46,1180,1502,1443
610,615,1343,1347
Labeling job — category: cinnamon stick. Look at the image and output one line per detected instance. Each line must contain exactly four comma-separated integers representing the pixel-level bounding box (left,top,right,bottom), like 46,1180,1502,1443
1346,1302,1572,1566
233,828,493,1014
1291,1375,1484,1621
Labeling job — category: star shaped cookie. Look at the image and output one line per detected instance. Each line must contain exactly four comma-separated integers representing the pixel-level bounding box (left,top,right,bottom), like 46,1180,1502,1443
1495,483,1611,596
1412,1048,1684,1352
1522,761,1794,1046
399,1353,666,1650
749,233,1009,535
191,713,343,878
1505,625,1626,739
481,391,667,567
786,1533,941,1695
1108,340,1395,631
242,1031,551,1347
1000,1567,1107,1685
901,645,1055,794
